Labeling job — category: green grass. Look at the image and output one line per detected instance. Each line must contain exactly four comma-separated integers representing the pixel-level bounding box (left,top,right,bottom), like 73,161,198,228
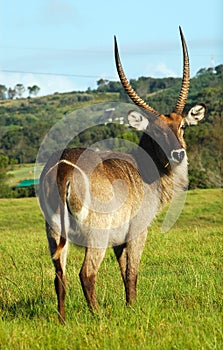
0,189,222,349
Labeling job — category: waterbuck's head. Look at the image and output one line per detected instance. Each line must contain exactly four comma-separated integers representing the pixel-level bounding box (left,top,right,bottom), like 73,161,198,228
114,27,206,175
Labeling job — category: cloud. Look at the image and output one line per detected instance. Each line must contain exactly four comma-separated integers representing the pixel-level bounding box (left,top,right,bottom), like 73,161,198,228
0,71,78,96
41,0,78,26
144,63,177,78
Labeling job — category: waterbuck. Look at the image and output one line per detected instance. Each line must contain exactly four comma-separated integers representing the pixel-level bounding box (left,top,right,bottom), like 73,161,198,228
39,27,205,323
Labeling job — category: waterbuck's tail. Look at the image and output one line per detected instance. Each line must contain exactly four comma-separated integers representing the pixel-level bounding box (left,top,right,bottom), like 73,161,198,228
53,236,67,260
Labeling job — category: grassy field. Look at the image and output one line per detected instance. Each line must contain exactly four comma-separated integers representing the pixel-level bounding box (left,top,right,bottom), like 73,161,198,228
0,189,222,349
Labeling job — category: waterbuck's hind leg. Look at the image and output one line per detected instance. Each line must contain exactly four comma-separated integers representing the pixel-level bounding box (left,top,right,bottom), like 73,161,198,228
113,244,127,286
46,223,68,323
125,230,148,305
54,258,67,324
79,247,106,312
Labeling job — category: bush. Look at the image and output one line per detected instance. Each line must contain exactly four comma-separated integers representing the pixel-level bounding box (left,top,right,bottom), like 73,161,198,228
189,168,211,189
13,185,36,198
0,184,12,198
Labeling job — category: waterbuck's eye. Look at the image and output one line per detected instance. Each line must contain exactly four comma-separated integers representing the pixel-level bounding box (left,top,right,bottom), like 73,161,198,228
151,128,162,140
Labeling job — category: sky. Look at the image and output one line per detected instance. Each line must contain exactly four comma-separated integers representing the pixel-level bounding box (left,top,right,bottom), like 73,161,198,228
1,0,222,96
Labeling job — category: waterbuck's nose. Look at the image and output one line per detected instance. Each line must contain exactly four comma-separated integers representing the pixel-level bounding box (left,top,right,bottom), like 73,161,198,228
171,149,185,163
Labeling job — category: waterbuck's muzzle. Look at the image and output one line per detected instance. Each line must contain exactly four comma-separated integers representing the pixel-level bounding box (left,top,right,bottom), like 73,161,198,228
171,149,185,163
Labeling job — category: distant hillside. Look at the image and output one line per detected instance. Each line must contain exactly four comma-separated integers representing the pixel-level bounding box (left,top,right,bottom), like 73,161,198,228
0,64,222,190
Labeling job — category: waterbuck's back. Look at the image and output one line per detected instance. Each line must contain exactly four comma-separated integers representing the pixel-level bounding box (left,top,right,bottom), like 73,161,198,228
39,148,158,248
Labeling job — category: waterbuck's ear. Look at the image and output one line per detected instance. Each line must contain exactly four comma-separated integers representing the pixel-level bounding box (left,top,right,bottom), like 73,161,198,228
184,104,206,126
128,110,149,131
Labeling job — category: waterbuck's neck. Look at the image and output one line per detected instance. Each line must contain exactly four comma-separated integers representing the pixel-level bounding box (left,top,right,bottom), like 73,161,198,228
159,155,188,208
133,133,172,184
132,133,188,207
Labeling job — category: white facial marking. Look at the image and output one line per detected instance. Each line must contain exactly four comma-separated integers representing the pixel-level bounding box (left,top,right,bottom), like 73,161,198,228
128,111,149,131
184,104,206,126
171,148,185,163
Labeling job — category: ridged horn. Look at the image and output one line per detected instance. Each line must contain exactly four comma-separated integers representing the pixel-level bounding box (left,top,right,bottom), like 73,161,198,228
173,27,190,115
114,36,160,117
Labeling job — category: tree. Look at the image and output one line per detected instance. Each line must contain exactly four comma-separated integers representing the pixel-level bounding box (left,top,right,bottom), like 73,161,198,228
0,155,11,198
209,114,223,185
97,79,109,91
28,85,40,97
215,64,223,75
15,83,25,98
0,85,7,99
97,79,109,87
8,87,16,99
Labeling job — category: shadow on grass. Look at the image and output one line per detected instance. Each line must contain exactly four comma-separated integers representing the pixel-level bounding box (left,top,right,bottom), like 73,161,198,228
0,295,91,322
0,295,53,320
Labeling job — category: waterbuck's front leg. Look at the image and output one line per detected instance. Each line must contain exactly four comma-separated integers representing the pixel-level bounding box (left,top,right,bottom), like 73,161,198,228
125,230,147,305
114,230,147,305
114,231,147,305
79,247,106,311
46,223,68,323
